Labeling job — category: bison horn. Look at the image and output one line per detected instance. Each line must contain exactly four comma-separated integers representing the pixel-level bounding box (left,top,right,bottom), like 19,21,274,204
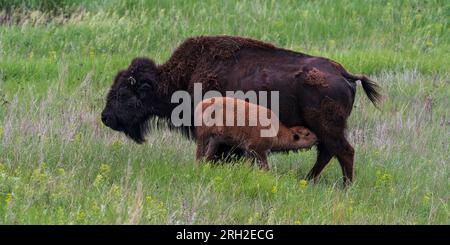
128,76,137,85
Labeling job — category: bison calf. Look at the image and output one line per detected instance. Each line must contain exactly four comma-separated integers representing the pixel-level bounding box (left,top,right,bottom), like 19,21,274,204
194,97,317,170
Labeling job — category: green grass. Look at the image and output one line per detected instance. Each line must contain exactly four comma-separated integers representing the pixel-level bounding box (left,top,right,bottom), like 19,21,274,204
0,0,449,224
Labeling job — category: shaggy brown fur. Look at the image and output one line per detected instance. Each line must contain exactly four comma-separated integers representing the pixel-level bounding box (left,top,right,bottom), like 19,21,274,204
101,35,382,186
194,97,317,170
296,67,329,87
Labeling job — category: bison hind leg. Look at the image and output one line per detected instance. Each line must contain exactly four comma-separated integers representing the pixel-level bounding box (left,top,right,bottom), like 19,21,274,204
306,143,333,181
304,97,355,186
334,137,355,185
307,136,355,186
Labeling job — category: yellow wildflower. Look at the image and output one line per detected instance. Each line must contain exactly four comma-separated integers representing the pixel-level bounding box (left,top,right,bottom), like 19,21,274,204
145,195,153,204
214,176,223,184
76,210,86,222
247,216,254,224
203,162,211,170
57,167,65,176
422,193,431,205
99,163,111,175
0,162,5,173
271,185,278,194
299,180,308,189
328,39,336,47
110,184,120,196
112,139,121,147
5,193,13,205
93,174,104,187
347,206,354,215
49,50,57,60
158,201,165,210
74,132,81,143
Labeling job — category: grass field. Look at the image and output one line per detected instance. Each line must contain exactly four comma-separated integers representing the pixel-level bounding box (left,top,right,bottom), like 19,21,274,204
0,0,449,224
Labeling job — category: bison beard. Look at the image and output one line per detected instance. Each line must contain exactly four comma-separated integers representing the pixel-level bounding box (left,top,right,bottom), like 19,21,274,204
101,35,381,186
123,123,147,144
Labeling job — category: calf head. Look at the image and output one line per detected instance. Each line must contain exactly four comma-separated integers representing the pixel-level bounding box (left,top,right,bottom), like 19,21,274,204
101,57,161,143
290,126,317,149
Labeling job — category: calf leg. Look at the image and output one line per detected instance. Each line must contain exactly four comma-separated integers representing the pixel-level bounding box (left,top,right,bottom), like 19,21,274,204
255,151,270,171
212,144,245,163
243,150,270,170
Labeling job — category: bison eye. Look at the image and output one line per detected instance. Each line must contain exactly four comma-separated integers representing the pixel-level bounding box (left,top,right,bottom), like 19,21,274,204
139,84,152,90
293,134,300,141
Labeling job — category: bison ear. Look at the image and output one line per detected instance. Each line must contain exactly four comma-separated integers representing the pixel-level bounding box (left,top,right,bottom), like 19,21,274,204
129,57,158,86
293,134,300,141
114,70,128,84
130,57,157,73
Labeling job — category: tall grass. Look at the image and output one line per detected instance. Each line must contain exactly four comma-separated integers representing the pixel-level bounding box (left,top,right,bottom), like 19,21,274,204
0,0,449,224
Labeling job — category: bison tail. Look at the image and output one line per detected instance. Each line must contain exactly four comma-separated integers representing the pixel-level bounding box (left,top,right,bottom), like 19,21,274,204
339,70,382,110
358,75,382,109
349,74,382,109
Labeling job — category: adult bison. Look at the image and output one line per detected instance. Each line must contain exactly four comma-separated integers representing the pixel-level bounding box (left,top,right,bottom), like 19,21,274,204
101,35,381,186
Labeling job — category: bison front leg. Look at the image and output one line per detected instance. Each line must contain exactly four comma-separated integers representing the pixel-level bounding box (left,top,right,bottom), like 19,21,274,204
205,139,219,162
195,137,208,164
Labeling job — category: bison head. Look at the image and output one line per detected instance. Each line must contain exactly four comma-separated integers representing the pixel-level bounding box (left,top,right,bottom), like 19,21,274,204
101,57,162,143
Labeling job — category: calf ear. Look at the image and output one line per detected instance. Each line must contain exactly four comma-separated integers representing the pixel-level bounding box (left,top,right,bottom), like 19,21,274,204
293,134,300,141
